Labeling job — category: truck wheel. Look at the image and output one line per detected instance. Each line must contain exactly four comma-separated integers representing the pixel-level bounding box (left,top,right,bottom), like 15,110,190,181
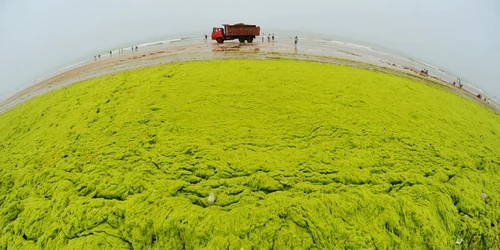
247,38,254,43
238,38,245,43
216,38,224,44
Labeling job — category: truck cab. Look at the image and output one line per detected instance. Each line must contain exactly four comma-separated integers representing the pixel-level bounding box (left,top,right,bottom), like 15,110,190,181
211,27,225,44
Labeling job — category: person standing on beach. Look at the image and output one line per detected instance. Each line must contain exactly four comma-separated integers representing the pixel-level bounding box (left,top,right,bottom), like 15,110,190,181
272,34,275,42
98,54,101,59
268,34,271,43
262,33,264,42
94,55,96,61
294,36,299,45
135,46,138,51
131,46,134,52
109,51,112,57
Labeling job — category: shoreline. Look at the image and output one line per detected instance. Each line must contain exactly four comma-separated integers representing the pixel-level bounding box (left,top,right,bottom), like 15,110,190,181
1,38,498,115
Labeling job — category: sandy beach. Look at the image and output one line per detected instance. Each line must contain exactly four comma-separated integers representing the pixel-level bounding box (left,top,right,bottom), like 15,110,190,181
1,37,498,115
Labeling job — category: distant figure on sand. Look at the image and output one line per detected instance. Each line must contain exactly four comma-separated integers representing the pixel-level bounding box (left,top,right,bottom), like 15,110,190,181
109,51,112,57
131,46,134,52
272,34,275,42
204,34,208,40
98,54,101,59
268,34,271,42
135,46,138,51
262,33,264,42
94,55,96,61
294,36,298,45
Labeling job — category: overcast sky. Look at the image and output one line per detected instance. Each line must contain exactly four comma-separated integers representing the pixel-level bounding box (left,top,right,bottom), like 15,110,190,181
0,0,499,100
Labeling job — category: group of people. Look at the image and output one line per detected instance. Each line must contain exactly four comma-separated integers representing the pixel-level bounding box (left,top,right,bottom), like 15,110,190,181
477,94,492,104
261,33,275,43
93,46,139,61
452,80,463,89
260,33,299,45
453,79,492,105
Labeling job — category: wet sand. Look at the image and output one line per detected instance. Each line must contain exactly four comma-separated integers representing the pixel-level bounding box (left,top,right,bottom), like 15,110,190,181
1,38,498,114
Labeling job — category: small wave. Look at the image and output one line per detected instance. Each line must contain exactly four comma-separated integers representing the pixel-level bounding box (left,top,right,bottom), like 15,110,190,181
58,60,88,72
313,39,329,44
137,41,164,47
329,40,346,45
34,60,89,83
168,38,182,43
343,42,373,51
410,58,439,70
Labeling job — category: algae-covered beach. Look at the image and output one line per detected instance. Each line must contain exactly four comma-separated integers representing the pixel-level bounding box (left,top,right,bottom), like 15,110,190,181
0,59,499,249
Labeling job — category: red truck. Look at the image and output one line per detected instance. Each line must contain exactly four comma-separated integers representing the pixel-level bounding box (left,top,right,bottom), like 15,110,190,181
211,23,260,44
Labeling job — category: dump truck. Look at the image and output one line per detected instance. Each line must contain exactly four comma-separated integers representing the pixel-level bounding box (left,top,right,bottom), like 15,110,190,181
211,23,260,44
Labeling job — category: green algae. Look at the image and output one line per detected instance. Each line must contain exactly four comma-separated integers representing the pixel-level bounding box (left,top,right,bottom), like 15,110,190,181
0,59,499,249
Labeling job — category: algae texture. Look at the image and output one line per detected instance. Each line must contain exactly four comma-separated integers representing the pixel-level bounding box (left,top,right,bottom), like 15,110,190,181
0,59,499,249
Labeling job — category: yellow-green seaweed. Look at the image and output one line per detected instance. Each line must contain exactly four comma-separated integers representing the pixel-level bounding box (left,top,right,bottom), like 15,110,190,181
0,59,499,249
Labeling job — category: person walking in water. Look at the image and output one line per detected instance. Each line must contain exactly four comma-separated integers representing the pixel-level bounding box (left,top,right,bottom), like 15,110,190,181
272,34,275,42
294,36,299,45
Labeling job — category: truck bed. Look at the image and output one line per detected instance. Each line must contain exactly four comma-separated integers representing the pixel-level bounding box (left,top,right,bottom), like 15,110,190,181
223,24,260,37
